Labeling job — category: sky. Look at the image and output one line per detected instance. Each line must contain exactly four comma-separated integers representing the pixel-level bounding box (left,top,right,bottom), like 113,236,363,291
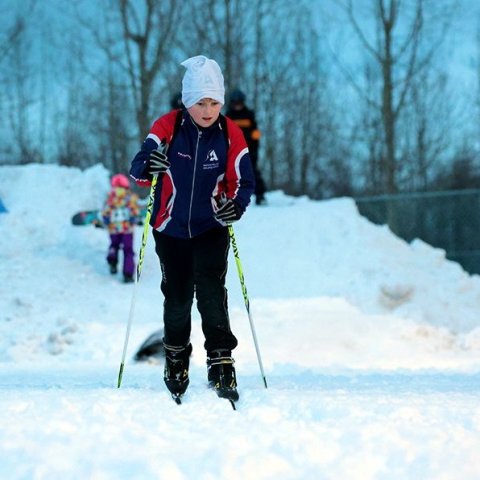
1,163,480,479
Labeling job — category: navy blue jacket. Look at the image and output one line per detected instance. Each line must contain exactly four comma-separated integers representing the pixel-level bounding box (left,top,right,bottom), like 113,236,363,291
130,110,255,238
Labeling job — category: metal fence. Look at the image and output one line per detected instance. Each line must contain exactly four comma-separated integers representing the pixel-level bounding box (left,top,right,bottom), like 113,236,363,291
354,189,480,275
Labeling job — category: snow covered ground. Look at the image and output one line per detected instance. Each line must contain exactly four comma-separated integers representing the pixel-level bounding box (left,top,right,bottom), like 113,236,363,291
1,163,480,479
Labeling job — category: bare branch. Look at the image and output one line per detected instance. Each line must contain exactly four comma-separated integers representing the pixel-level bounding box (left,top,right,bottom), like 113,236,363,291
0,18,25,62
345,0,382,63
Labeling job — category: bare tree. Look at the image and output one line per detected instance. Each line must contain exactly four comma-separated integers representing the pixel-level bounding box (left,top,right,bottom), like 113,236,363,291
254,2,346,198
475,19,480,152
56,34,93,168
4,14,39,164
336,0,454,194
356,63,384,193
82,0,183,143
399,68,456,191
84,62,133,173
184,0,254,92
0,14,25,161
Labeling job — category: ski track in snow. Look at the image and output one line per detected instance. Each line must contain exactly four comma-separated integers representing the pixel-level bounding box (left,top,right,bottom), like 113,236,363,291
1,164,480,479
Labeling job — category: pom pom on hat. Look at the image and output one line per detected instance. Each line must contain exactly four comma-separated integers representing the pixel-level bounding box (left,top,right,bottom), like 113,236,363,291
181,55,225,108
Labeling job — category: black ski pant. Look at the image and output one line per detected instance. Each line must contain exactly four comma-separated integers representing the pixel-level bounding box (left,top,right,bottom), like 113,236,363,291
152,227,238,353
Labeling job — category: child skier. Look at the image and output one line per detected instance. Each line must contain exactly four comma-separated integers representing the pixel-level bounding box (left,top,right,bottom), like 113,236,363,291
102,173,140,283
129,55,255,404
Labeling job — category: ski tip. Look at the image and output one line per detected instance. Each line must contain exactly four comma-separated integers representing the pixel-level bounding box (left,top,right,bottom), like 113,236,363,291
172,394,182,405
229,399,237,410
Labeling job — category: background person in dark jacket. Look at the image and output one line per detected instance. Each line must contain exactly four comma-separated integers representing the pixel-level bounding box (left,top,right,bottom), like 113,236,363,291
226,89,267,205
130,55,254,403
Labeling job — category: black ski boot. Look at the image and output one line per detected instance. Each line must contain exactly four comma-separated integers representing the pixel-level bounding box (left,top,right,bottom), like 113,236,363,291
108,261,117,274
207,350,239,402
164,342,192,401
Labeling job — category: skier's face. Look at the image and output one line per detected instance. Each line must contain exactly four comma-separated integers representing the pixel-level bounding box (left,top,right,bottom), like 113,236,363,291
188,98,222,128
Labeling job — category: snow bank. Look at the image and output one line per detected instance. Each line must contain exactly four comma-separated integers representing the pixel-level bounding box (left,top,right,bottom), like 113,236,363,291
1,164,480,480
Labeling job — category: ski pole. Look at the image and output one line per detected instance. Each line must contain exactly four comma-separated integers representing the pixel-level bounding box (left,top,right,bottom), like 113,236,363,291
117,174,158,388
228,225,268,389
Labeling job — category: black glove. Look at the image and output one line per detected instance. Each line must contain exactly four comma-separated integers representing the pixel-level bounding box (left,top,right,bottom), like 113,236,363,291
215,199,243,224
148,142,170,175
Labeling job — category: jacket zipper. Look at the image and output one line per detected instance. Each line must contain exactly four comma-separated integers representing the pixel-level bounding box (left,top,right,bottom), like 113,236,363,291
188,124,201,238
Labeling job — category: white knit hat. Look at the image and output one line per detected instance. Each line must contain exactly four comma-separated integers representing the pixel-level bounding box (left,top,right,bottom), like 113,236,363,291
181,55,225,108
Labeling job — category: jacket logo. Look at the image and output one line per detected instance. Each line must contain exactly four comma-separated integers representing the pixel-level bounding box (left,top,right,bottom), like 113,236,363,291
206,149,218,162
203,149,219,170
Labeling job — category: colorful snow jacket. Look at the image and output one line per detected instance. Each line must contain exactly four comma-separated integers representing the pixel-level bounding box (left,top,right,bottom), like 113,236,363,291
101,187,140,234
129,109,255,239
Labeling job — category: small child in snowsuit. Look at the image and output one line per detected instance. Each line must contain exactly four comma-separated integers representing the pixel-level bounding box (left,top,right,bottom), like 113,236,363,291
102,174,140,283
